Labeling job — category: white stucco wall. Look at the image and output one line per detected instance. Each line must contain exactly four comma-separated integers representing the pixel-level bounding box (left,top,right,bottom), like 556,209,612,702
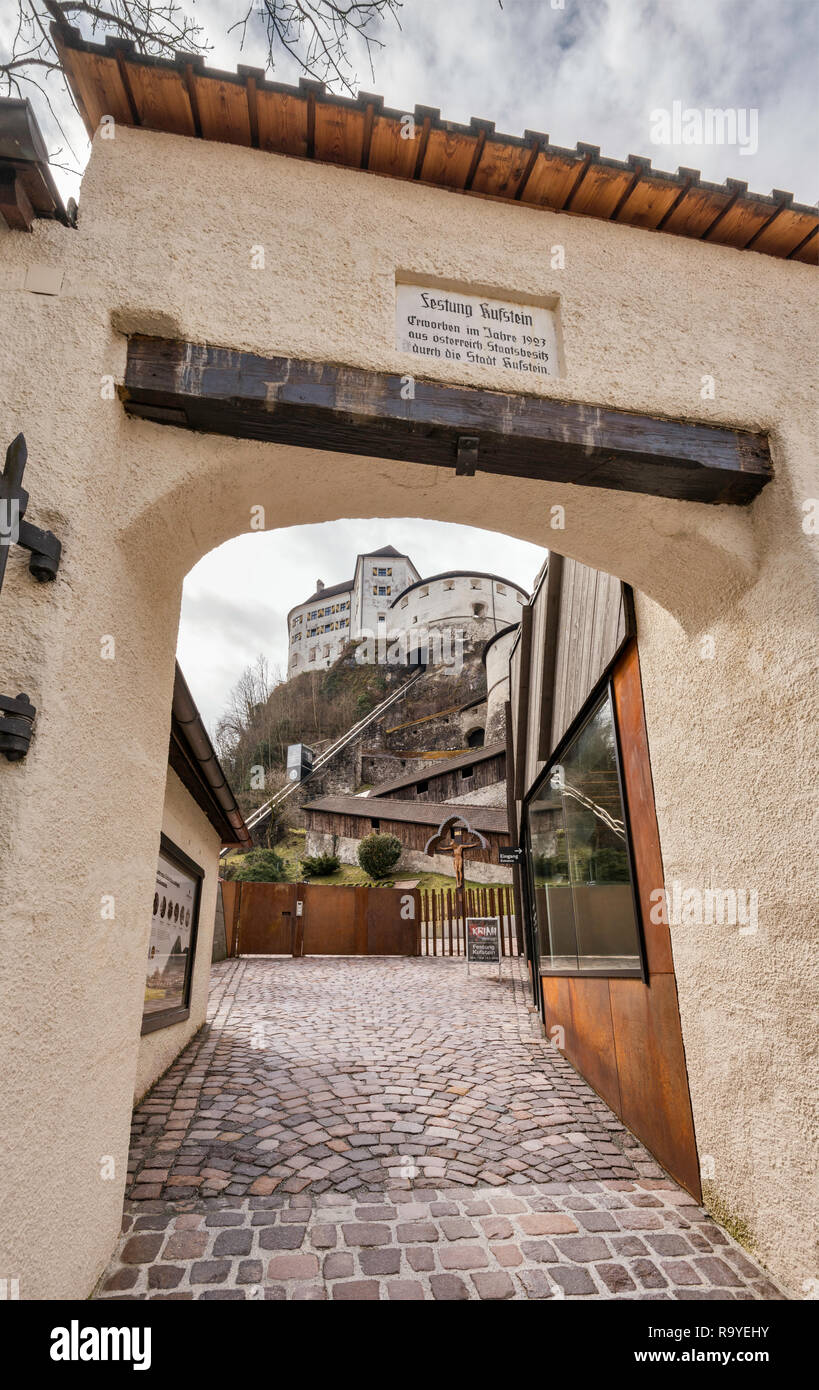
354,552,419,634
287,585,352,673
0,123,816,1297
391,574,525,649
484,626,518,741
133,768,221,1103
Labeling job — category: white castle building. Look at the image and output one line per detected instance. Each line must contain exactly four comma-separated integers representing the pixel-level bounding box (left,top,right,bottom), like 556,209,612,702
287,544,527,676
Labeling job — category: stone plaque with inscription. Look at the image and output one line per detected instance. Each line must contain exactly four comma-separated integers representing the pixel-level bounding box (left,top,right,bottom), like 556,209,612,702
395,282,559,378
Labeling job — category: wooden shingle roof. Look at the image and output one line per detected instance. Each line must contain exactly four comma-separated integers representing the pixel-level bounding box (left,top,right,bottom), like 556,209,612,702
53,25,817,264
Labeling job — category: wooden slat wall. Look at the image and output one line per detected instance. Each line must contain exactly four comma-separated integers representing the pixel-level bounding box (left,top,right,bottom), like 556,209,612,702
514,557,633,798
386,751,506,801
548,560,632,756
304,808,506,864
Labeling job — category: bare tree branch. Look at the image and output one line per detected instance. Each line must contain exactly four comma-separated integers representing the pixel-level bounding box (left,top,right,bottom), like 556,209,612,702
0,0,404,136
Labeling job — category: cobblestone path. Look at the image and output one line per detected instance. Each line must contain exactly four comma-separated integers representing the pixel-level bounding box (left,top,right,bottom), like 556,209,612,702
96,957,785,1300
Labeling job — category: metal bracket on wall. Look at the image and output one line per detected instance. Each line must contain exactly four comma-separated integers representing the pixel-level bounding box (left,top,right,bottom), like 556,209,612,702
0,691,36,761
455,435,479,476
0,433,62,593
0,432,62,762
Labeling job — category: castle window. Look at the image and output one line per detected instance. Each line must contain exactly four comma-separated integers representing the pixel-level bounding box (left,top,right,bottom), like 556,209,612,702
517,592,525,604
496,584,506,595
470,579,482,590
444,580,454,591
472,603,486,617
309,648,317,661
400,597,408,608
420,585,429,597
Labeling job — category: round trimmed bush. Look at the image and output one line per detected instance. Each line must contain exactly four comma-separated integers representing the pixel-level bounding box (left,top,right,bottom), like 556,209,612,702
357,832,402,880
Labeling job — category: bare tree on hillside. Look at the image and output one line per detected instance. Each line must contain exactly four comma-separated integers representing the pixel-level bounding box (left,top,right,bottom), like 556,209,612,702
216,653,274,758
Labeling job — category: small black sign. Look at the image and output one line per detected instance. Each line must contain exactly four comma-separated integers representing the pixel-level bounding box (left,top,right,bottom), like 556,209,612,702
498,846,524,866
467,917,500,963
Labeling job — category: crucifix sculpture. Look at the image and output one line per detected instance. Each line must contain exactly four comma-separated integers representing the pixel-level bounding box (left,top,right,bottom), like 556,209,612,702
424,813,489,924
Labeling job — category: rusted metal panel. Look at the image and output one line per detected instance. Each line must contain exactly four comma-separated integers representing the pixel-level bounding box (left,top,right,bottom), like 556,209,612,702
300,884,358,954
236,882,296,954
366,887,420,955
536,640,701,1199
542,975,623,1116
609,974,702,1200
220,880,240,957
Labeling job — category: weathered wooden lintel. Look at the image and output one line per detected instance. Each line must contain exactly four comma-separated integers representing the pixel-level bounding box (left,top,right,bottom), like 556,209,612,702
121,337,773,505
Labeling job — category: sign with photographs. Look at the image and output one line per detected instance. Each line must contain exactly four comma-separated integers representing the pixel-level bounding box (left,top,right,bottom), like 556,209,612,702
395,282,559,378
466,916,501,974
143,840,201,1029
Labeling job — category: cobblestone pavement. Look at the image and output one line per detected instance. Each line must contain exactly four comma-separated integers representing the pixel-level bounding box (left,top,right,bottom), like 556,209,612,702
96,957,785,1300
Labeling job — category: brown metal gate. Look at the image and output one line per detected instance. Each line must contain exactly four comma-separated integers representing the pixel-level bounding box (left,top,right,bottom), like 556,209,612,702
222,881,420,956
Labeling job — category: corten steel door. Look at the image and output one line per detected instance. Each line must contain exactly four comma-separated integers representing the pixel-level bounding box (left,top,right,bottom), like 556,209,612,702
302,884,363,955
235,882,297,954
365,886,420,956
300,884,421,955
231,882,421,955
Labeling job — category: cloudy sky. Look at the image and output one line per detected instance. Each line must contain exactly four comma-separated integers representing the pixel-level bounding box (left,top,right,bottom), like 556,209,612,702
6,0,816,731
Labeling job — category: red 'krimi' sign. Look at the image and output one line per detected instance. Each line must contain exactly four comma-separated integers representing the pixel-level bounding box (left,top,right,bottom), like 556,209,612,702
466,917,500,963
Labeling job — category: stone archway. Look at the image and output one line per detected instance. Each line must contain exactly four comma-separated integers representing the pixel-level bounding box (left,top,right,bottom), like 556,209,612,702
0,118,815,1299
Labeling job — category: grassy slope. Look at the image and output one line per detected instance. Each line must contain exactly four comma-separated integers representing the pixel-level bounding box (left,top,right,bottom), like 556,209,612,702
223,830,508,893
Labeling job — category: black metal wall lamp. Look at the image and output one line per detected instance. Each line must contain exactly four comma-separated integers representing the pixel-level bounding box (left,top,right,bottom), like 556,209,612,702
0,432,62,760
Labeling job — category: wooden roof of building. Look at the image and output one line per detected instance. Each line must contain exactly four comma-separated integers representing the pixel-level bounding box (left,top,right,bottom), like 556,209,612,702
54,25,817,265
369,741,506,798
304,793,508,834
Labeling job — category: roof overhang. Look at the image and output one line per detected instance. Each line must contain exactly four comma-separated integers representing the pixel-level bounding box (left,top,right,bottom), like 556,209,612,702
52,24,817,264
0,97,72,231
169,662,252,848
